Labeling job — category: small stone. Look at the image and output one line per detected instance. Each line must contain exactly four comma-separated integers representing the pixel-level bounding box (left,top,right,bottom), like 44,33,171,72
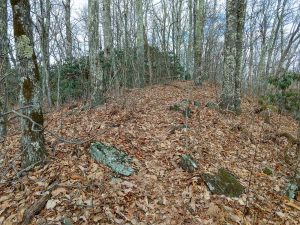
275,211,285,218
285,183,298,200
262,167,273,175
61,217,73,225
179,154,198,172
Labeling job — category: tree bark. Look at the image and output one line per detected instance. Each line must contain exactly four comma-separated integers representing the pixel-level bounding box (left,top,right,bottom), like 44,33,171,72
103,0,117,90
136,0,145,87
220,0,246,112
38,0,52,107
0,0,8,138
193,0,204,85
89,0,104,106
63,0,72,60
10,0,46,168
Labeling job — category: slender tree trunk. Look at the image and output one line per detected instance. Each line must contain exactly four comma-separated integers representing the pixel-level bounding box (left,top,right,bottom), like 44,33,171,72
136,0,145,87
103,0,117,90
193,0,204,85
0,0,8,138
38,0,52,107
10,0,46,168
187,0,194,79
89,0,104,107
64,0,72,60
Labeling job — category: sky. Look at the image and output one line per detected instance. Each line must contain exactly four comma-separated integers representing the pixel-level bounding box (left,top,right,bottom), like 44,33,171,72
73,0,87,10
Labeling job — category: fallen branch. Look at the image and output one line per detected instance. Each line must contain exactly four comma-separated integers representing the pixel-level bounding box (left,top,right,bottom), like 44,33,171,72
21,192,51,225
21,180,58,225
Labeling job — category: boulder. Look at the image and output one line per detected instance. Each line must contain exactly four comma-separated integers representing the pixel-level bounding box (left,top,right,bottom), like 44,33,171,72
202,168,245,198
90,142,135,176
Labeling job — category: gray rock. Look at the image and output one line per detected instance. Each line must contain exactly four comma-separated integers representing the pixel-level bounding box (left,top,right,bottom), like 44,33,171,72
179,154,198,172
285,182,298,200
90,142,135,176
202,168,245,198
61,217,73,225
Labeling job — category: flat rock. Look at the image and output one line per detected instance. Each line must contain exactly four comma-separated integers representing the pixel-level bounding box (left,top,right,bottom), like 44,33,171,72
90,142,135,176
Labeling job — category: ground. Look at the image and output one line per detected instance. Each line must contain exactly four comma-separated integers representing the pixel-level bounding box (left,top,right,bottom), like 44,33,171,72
0,81,299,224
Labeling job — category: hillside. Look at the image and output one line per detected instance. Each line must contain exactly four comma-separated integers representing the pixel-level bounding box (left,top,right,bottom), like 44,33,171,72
0,81,299,224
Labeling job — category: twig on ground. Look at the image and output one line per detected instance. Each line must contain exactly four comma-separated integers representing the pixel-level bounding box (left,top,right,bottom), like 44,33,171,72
21,179,59,225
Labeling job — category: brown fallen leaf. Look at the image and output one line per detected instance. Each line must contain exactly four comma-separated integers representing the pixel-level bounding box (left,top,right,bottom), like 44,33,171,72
52,187,67,197
285,200,300,211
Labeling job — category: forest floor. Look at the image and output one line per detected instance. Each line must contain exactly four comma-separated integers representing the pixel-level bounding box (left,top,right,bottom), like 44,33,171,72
1,81,300,225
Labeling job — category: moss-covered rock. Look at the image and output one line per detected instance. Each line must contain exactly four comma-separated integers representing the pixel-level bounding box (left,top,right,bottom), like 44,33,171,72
90,142,135,176
262,167,273,175
202,168,245,198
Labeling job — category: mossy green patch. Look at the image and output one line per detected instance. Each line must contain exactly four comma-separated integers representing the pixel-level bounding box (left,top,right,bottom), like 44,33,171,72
262,167,273,175
202,168,245,198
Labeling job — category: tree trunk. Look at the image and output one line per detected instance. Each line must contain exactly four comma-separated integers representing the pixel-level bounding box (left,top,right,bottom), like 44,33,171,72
0,0,8,138
136,0,145,87
220,0,246,113
64,0,72,60
38,0,52,107
193,0,204,85
187,0,194,79
10,0,46,168
89,0,104,107
103,0,117,90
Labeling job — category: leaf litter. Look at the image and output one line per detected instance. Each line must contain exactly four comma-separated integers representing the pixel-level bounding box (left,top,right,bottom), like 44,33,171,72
0,81,300,224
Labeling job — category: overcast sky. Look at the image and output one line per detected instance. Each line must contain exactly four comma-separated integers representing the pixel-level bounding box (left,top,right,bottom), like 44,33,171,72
73,0,87,10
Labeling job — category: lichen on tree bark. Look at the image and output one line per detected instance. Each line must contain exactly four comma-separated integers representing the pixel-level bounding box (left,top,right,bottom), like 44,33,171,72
220,0,246,113
11,0,46,168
